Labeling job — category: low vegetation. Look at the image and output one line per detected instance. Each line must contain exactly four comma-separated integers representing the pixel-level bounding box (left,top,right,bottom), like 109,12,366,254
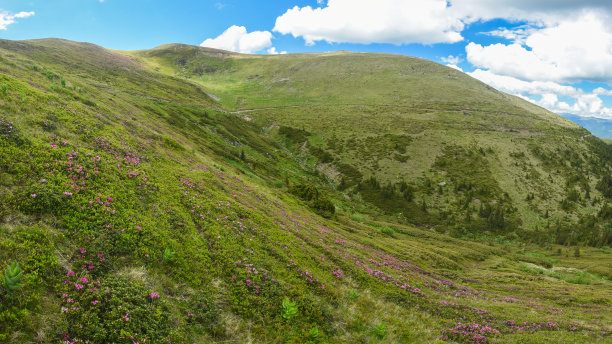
0,38,609,343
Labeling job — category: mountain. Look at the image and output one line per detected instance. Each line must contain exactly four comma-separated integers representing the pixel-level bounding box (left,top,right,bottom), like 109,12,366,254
0,39,610,343
561,113,612,140
130,43,612,247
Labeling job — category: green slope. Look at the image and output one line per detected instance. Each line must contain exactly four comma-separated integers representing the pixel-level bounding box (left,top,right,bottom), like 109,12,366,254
0,39,610,344
129,43,612,247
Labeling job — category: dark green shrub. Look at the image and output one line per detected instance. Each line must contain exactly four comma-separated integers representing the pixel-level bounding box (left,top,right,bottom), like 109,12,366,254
184,290,221,335
61,275,178,343
380,226,395,237
162,136,184,151
289,184,335,217
597,175,612,198
279,126,309,143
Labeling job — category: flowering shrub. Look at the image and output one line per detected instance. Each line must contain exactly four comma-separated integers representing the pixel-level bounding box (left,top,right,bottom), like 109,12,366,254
183,289,221,336
60,275,178,343
0,118,25,145
441,322,500,344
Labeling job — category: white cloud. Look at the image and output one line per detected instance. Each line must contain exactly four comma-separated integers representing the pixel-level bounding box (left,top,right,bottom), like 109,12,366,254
267,47,287,55
466,42,560,81
273,0,612,46
0,10,34,30
446,64,463,72
468,69,612,119
594,87,612,96
200,25,273,54
448,0,612,24
273,0,465,45
468,69,580,97
466,11,612,84
481,25,540,45
441,55,461,65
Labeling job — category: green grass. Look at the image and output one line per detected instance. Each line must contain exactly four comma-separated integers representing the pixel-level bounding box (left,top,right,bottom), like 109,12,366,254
129,45,612,247
0,38,609,343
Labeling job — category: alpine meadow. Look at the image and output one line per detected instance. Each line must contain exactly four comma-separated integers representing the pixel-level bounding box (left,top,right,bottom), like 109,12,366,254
0,35,611,344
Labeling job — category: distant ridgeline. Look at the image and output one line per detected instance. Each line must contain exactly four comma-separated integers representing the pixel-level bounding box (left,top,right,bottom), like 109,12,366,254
561,113,612,140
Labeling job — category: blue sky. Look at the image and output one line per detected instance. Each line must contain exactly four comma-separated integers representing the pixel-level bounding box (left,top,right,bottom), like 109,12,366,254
2,0,612,121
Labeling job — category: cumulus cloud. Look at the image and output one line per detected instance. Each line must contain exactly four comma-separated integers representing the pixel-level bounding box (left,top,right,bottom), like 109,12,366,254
273,0,465,45
0,10,34,30
267,47,287,55
468,69,612,119
481,25,540,45
200,25,273,54
441,55,461,65
273,0,612,46
441,56,463,71
594,87,612,96
446,64,463,72
467,11,612,84
448,0,612,23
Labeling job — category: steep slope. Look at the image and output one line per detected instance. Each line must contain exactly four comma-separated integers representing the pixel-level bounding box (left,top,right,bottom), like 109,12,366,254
129,44,612,247
0,39,610,344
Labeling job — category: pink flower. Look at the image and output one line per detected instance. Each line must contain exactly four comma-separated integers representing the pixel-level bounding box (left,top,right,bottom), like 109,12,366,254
41,179,46,182
149,292,160,299
92,300,98,305
31,194,36,198
67,270,75,276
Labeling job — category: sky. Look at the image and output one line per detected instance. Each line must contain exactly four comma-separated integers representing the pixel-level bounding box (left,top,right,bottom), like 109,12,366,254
2,0,612,121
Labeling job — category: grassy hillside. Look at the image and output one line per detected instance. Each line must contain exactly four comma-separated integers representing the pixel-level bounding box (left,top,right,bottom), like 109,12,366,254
0,39,610,343
128,44,612,247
